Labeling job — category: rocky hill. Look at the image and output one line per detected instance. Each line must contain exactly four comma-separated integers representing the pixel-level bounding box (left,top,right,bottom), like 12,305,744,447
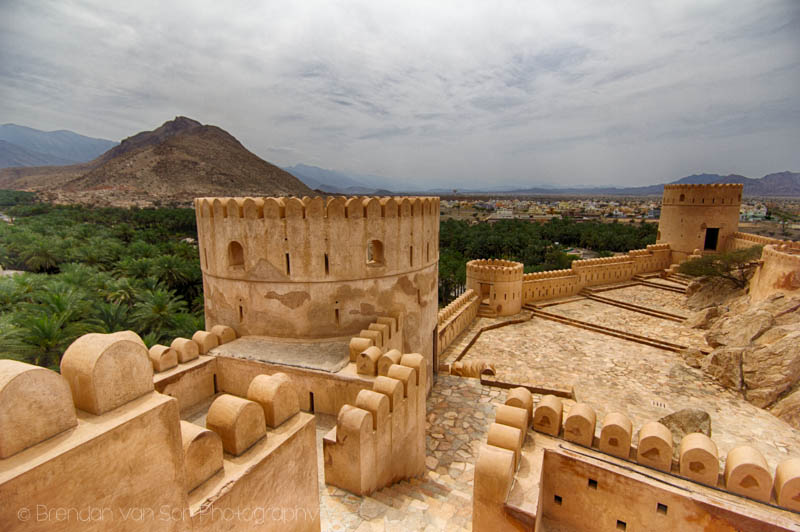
0,117,312,206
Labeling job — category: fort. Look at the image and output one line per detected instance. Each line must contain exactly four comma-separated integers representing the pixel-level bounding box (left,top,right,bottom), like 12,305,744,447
2,183,800,531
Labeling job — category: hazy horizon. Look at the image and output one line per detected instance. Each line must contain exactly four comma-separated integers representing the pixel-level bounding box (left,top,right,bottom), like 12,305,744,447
1,1,798,188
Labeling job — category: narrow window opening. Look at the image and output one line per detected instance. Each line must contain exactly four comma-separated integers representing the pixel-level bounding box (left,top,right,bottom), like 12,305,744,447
616,520,627,531
427,242,430,261
213,374,218,393
285,253,291,274
657,503,668,515
588,478,598,490
324,253,330,275
409,246,414,266
367,240,385,265
554,495,562,505
335,308,340,327
228,241,245,268
679,193,685,202
238,304,244,322
309,392,315,413
417,289,422,305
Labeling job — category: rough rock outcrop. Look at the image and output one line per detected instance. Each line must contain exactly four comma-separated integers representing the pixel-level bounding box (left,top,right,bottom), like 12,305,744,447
772,389,800,429
742,332,800,408
704,310,773,348
701,347,744,390
684,307,718,329
679,348,706,369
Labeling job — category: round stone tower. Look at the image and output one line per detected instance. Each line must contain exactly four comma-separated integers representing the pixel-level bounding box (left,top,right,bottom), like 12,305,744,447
194,195,439,370
466,259,523,317
657,183,742,262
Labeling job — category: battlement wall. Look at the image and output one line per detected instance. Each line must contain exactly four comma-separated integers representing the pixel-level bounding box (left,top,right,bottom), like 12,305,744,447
521,245,672,304
323,353,427,495
472,390,800,531
0,331,320,531
728,231,799,251
661,183,743,207
437,289,480,355
195,196,439,282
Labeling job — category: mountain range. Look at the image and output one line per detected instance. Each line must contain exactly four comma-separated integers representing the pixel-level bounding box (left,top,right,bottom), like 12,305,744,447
0,117,311,206
0,124,118,168
286,165,800,197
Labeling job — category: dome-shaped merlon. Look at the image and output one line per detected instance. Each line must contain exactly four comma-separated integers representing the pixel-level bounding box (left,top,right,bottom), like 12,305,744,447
349,337,373,363
724,446,772,502
599,412,633,459
368,323,389,347
400,353,426,387
210,325,237,345
149,344,178,373
171,337,199,363
246,373,300,428
473,444,516,531
678,433,719,487
206,394,266,456
60,331,154,416
192,330,219,355
563,403,596,447
533,395,563,436
359,329,382,350
376,316,397,337
0,360,78,458
495,404,529,450
386,364,415,398
378,349,402,377
180,420,223,492
637,421,673,472
487,422,523,468
504,387,533,424
357,346,382,376
775,458,800,512
372,376,403,412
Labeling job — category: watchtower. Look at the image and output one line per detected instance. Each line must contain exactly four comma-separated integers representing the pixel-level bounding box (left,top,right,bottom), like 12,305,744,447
194,195,440,371
656,184,742,262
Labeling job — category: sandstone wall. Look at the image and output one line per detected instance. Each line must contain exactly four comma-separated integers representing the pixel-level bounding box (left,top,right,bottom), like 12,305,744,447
750,245,800,303
195,196,439,391
656,184,742,262
437,289,480,356
473,389,800,530
466,259,524,316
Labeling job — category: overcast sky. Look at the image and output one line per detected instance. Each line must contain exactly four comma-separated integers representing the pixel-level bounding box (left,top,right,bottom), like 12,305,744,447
1,1,798,188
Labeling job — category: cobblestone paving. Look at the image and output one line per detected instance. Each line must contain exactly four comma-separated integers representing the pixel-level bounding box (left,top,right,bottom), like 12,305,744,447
316,376,506,531
601,284,690,315
545,298,708,349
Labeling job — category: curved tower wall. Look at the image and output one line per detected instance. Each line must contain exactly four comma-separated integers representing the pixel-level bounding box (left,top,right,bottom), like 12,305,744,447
656,184,742,262
194,195,439,369
466,259,524,316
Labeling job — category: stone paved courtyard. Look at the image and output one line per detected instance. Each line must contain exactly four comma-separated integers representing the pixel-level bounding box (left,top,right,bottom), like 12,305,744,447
313,282,800,530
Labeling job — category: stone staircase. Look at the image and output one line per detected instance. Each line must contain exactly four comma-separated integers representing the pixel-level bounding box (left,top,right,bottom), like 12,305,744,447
578,289,687,322
522,304,687,352
477,300,497,318
632,273,687,294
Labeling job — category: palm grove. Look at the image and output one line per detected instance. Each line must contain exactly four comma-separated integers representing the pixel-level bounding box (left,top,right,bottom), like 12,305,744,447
0,192,657,369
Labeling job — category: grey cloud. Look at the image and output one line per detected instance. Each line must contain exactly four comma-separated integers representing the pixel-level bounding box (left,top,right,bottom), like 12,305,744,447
0,0,798,188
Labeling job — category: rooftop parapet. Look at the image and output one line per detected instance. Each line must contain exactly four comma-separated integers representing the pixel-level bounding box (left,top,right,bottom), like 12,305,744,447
662,183,743,206
195,195,440,220
466,259,524,283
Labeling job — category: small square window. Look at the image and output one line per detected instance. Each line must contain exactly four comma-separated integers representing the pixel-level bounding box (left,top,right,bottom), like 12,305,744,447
657,503,668,515
588,478,598,490
616,520,627,531
554,495,562,505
